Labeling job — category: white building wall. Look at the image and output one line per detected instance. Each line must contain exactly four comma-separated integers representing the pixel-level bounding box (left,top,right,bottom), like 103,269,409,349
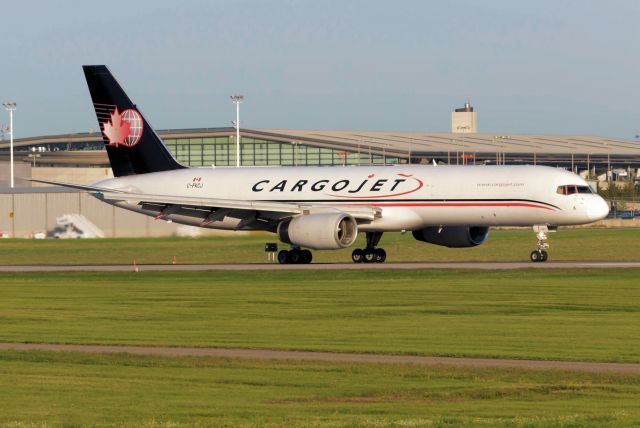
32,167,113,186
451,111,477,133
0,190,239,238
0,161,32,187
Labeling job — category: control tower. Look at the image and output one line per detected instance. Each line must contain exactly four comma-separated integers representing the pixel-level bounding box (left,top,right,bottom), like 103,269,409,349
451,102,477,133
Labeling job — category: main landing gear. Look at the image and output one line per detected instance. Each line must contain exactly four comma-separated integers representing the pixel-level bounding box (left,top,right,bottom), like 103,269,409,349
352,232,387,263
278,248,312,264
530,225,550,262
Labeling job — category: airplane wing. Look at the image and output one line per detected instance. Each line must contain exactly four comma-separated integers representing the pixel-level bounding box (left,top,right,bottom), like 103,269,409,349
99,191,381,224
28,178,380,228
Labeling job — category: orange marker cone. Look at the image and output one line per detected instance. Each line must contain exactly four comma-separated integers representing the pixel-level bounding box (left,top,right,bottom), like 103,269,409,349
133,259,139,273
172,255,176,265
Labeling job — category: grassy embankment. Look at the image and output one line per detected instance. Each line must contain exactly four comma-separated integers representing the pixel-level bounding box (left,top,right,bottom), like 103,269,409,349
1,245,639,426
0,349,638,427
1,269,638,363
0,228,639,264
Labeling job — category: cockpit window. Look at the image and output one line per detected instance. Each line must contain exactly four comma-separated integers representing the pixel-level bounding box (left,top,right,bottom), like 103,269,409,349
556,185,594,195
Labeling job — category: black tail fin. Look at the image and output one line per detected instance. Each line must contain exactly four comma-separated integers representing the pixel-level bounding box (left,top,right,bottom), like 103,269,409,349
83,65,184,177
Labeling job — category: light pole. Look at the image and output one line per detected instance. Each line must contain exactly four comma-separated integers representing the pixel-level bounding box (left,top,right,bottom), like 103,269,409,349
3,101,17,188
230,95,243,167
28,153,41,167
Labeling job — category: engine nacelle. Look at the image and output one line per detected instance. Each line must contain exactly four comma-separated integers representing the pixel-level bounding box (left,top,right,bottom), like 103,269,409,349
412,226,489,248
278,213,358,250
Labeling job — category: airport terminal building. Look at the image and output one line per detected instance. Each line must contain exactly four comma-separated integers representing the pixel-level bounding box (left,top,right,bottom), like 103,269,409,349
2,127,640,185
1,103,639,184
0,103,638,237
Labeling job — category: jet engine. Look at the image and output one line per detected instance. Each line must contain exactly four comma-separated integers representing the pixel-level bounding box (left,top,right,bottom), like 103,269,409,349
412,226,489,248
277,213,358,250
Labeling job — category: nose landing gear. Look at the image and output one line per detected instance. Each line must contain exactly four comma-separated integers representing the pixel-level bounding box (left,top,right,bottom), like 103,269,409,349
530,225,550,262
352,232,387,263
530,249,548,262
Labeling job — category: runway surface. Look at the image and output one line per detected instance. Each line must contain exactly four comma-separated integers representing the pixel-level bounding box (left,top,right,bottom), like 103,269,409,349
1,261,640,272
1,342,638,374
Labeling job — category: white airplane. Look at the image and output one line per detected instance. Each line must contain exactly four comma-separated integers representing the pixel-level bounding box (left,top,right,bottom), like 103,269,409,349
33,65,610,264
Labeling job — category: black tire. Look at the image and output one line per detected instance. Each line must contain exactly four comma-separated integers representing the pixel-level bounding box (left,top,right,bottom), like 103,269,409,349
301,249,313,264
363,249,376,263
352,248,364,263
374,248,386,263
540,250,548,262
530,250,541,262
289,249,302,264
277,250,289,264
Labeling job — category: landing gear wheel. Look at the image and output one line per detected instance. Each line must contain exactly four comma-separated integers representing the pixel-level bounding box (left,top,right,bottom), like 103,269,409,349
301,249,313,264
540,250,548,262
530,250,542,262
278,250,289,264
363,249,376,263
351,232,387,264
374,248,386,263
289,249,302,264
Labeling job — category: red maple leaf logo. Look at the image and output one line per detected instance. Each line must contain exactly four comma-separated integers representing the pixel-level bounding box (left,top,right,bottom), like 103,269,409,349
102,107,131,147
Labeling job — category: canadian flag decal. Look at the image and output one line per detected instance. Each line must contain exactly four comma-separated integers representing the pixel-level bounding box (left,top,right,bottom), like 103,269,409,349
102,107,144,147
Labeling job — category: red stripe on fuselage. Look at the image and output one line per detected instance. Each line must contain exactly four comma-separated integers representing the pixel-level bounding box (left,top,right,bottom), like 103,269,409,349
357,202,555,210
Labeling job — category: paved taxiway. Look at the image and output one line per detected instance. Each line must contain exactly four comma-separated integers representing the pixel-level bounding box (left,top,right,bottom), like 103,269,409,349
1,342,638,374
1,261,639,272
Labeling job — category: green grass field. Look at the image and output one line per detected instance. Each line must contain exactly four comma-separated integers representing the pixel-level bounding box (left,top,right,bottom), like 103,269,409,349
0,350,639,427
2,231,639,427
0,228,639,265
1,269,639,363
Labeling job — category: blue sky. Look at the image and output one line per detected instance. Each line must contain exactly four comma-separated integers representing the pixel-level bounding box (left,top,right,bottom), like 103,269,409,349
1,0,639,138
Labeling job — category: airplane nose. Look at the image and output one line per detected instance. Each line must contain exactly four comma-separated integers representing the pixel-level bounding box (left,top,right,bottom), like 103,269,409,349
587,197,609,221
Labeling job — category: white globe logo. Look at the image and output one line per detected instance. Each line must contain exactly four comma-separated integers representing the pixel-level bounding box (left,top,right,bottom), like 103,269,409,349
121,109,144,147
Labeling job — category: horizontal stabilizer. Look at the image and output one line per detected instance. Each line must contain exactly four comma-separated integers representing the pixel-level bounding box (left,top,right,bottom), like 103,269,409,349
26,178,127,193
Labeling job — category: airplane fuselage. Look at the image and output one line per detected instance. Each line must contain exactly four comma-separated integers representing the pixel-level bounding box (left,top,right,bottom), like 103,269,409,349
95,164,609,231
